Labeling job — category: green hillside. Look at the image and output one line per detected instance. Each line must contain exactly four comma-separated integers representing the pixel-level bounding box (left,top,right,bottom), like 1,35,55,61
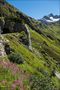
0,0,60,90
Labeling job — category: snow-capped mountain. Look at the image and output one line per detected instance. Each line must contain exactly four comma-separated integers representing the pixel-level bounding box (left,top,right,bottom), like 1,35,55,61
39,13,60,24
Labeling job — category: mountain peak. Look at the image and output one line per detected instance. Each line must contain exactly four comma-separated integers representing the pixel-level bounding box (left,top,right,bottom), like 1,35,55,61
39,13,60,24
48,13,54,17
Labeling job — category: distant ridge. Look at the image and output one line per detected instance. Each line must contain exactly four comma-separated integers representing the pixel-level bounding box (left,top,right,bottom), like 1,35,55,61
39,13,60,24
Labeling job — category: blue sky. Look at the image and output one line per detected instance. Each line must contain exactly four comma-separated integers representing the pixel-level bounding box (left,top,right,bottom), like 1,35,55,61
7,0,59,19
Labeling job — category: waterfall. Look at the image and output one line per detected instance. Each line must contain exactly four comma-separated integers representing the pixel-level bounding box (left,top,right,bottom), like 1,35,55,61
25,24,32,51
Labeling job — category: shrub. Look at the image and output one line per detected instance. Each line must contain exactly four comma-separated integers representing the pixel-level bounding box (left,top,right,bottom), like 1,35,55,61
4,43,11,54
4,43,15,54
8,53,24,64
30,75,57,90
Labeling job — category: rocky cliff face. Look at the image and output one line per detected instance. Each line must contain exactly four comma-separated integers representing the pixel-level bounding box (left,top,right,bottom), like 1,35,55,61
0,0,43,34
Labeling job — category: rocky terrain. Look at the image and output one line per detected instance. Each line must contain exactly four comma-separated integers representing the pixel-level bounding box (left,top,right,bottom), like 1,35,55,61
0,0,60,90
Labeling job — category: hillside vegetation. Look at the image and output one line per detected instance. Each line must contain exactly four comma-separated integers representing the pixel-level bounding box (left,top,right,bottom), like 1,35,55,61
0,0,60,90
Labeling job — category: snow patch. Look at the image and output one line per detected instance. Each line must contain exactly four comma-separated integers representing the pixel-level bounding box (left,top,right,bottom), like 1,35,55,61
46,17,60,22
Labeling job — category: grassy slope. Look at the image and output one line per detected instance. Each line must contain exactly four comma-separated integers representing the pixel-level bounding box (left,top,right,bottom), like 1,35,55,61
0,24,59,89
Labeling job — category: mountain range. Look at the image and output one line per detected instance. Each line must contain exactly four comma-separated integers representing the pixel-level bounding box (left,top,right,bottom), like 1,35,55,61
0,0,60,90
39,13,60,24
